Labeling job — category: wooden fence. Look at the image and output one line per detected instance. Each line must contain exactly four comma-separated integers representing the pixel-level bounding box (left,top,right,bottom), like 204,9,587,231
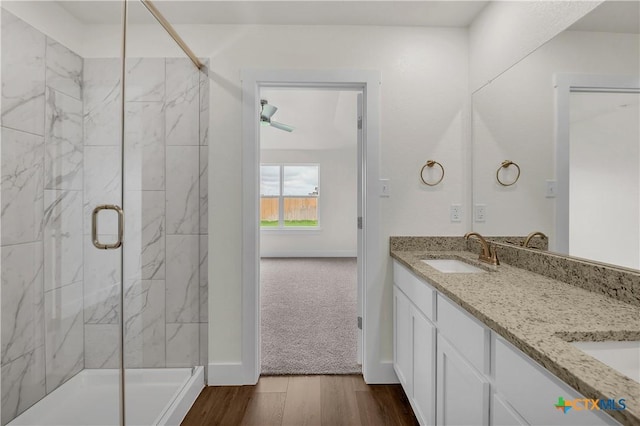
261,197,318,221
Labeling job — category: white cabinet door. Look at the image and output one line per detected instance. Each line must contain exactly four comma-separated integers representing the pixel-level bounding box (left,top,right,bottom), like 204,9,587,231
492,393,527,426
412,306,436,426
494,335,618,426
437,334,490,426
394,286,413,394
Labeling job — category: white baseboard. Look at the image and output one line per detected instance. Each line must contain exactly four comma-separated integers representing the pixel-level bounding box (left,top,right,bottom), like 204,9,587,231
208,362,246,385
364,361,399,384
260,250,357,258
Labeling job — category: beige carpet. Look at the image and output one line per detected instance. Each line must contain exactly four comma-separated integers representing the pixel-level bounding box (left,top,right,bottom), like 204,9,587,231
260,258,361,375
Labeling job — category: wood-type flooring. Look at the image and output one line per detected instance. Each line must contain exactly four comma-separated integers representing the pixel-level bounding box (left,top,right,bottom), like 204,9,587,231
181,375,418,426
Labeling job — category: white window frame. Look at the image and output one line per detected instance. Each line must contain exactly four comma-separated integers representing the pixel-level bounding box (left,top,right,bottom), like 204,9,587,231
260,163,320,230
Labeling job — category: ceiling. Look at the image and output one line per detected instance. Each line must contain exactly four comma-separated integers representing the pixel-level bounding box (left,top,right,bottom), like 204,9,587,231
260,89,358,151
568,1,640,34
56,1,489,26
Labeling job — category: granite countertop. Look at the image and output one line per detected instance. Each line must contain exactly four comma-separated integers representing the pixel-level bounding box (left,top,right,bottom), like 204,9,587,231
390,249,640,425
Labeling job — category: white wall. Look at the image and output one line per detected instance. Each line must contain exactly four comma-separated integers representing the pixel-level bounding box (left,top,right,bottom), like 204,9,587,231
6,0,601,86
472,31,640,243
570,92,640,269
202,25,469,366
469,1,602,92
260,148,357,257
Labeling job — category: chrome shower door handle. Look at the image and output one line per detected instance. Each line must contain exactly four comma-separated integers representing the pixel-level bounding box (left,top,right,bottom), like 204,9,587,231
92,204,124,249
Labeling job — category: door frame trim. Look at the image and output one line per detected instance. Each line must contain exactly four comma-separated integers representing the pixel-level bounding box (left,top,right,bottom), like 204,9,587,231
240,69,387,384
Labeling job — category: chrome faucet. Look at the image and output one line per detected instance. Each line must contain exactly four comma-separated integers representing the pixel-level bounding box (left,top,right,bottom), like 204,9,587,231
522,231,547,248
464,232,499,265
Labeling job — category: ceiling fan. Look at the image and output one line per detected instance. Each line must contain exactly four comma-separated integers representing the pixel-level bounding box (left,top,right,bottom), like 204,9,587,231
260,99,295,132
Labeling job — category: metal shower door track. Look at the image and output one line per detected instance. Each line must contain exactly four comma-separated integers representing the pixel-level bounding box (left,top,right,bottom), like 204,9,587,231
139,0,204,70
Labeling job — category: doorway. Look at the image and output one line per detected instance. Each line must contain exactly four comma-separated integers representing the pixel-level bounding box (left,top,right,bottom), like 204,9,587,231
258,88,361,374
241,69,383,384
555,74,640,264
568,90,640,268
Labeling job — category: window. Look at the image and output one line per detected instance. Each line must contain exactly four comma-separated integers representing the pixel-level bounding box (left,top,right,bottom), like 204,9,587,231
260,164,319,228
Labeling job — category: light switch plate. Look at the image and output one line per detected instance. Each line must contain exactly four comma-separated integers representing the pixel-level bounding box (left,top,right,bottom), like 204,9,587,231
379,179,390,197
546,180,557,198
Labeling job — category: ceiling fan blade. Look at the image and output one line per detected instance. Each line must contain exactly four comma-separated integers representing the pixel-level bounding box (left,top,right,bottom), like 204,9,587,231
270,121,295,132
261,104,278,120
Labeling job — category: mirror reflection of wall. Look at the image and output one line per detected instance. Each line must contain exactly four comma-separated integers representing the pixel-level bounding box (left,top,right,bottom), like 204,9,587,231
472,1,639,270
569,91,640,269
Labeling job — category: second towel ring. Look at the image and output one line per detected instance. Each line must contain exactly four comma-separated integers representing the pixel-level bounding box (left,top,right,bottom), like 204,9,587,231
496,160,521,186
420,160,444,186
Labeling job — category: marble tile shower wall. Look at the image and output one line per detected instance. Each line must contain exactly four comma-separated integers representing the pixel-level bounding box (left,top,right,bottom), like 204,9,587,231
0,10,209,424
83,56,209,371
1,10,84,424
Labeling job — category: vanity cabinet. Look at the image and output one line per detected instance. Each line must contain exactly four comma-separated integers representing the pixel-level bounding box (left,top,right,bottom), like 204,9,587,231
393,286,413,391
492,393,527,425
392,260,619,426
436,294,490,374
436,333,490,425
493,334,618,426
393,262,436,425
411,305,436,425
435,293,490,425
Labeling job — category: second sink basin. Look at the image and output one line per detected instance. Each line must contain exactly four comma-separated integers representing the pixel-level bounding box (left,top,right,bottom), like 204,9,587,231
421,259,486,273
571,340,640,384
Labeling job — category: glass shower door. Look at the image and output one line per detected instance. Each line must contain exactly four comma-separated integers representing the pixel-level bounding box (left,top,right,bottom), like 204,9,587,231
79,2,127,425
121,2,208,424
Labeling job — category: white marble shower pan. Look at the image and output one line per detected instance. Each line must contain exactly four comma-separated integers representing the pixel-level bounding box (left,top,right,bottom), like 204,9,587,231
9,367,204,426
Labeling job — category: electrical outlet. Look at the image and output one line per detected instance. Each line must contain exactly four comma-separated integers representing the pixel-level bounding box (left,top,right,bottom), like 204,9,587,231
450,204,462,222
475,204,486,222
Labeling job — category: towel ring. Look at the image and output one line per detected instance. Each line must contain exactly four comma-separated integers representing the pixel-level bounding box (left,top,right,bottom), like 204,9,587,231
420,160,444,186
496,160,521,186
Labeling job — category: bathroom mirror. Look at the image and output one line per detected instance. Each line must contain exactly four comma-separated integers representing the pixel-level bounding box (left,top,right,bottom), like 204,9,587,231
471,1,640,270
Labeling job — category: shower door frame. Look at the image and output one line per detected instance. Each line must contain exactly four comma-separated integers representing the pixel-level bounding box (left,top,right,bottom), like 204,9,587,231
118,3,127,425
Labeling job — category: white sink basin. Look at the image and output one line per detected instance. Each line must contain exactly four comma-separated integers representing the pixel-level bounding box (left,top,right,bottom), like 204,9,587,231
571,340,640,383
421,259,486,273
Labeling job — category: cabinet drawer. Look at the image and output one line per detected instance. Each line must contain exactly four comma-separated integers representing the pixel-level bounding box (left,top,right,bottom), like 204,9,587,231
436,294,489,374
393,261,435,320
494,335,618,426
